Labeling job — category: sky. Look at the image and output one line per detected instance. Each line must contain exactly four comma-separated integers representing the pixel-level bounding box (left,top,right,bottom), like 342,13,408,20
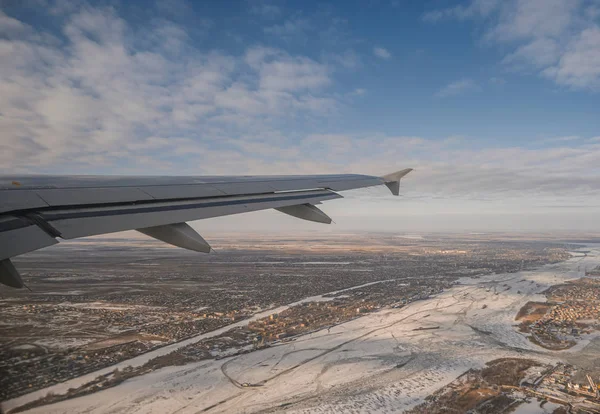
1,0,600,232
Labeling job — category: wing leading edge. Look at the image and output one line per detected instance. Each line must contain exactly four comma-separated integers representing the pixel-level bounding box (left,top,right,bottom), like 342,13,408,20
0,169,412,288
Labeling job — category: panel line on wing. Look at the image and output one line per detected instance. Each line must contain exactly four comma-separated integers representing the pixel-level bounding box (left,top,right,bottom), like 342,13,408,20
40,191,338,222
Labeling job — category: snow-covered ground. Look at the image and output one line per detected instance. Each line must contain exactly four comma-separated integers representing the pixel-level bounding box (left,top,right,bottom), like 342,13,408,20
512,399,562,413
5,245,600,414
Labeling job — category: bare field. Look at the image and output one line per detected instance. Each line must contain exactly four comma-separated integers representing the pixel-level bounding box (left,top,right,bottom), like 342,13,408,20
516,301,553,323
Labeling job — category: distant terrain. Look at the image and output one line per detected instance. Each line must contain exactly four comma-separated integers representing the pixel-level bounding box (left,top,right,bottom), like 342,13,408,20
1,232,598,413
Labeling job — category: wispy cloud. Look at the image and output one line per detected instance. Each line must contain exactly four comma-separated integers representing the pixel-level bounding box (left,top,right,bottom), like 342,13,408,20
328,50,362,69
248,1,281,19
264,17,312,41
423,0,600,91
373,46,391,59
0,10,29,34
543,27,600,89
422,0,500,22
538,136,582,144
435,78,479,98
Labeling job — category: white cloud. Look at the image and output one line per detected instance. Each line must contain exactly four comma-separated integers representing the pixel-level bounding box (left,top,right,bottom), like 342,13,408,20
484,0,577,42
424,0,600,91
502,37,560,68
249,1,281,19
246,47,331,91
0,10,30,35
255,133,600,210
538,135,582,144
264,17,312,41
422,0,500,22
327,50,361,69
373,46,391,59
543,27,600,90
435,78,479,97
0,6,339,172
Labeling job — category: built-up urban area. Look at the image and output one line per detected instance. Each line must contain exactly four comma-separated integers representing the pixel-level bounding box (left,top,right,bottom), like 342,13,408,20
518,277,600,350
0,233,572,404
408,358,600,413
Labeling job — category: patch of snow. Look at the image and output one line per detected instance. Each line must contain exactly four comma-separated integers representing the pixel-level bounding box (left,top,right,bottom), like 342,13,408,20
512,399,562,413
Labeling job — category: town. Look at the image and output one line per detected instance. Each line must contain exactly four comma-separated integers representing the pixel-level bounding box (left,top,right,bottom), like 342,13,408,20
518,277,600,350
0,233,572,403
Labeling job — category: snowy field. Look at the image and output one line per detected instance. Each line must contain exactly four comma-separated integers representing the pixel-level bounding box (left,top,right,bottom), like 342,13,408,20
5,245,600,414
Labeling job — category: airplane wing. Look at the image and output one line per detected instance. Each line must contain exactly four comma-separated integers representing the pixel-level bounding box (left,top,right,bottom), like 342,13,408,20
0,169,412,288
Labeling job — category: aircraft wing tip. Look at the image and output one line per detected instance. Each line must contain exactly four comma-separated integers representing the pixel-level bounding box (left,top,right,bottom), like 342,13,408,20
381,168,413,196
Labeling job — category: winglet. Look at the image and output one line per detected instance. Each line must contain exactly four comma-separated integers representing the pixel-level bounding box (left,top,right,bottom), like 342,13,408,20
381,168,413,196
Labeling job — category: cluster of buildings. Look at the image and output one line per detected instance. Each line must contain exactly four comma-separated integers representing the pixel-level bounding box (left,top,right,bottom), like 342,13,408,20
525,279,600,350
248,300,363,342
1,339,153,402
524,363,600,412
0,304,236,401
247,282,444,344
549,279,600,303
548,302,600,322
408,360,600,413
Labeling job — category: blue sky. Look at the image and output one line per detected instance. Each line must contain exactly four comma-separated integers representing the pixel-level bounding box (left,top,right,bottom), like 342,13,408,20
1,0,600,232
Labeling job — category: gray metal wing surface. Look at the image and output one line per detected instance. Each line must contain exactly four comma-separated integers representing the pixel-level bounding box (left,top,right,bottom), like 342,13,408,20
0,170,412,288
